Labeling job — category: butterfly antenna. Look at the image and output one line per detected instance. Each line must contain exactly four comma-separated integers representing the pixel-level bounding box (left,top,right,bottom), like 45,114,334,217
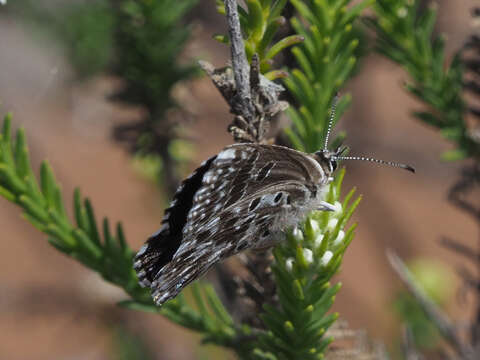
323,93,339,151
337,156,415,173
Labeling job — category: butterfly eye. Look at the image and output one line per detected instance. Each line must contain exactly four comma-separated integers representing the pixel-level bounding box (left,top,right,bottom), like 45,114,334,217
331,160,338,172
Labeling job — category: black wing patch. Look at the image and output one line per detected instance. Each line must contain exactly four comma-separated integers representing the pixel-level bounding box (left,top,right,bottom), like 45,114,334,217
133,155,217,287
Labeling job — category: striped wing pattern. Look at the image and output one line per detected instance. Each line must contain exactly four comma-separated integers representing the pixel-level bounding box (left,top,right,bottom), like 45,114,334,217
134,144,331,306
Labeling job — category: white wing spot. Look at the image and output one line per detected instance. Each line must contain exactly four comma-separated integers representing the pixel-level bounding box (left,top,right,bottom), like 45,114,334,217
217,148,237,160
203,171,218,184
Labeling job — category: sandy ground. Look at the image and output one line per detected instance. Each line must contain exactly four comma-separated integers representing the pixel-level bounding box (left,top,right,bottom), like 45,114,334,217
0,1,479,359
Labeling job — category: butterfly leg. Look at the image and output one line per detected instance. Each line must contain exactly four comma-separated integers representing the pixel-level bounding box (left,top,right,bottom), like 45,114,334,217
318,200,336,212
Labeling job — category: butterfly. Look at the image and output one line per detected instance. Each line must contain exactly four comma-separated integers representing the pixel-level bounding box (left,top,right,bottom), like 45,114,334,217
133,103,414,306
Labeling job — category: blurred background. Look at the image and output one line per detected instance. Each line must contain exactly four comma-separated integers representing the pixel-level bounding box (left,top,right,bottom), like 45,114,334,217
0,0,478,359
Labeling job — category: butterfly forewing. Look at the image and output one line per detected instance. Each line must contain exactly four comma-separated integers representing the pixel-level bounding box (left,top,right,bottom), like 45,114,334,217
135,143,333,306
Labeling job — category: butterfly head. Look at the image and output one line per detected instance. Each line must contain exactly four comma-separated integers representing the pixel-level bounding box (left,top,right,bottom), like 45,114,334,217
314,146,348,176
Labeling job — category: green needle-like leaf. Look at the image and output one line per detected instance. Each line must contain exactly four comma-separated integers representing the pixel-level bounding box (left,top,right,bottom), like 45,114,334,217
368,0,479,159
0,113,241,352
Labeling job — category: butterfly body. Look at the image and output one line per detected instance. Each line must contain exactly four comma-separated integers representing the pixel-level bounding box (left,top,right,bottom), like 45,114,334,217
134,143,335,306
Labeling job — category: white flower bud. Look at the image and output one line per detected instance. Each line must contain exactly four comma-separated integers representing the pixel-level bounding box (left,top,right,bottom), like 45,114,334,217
397,7,407,18
285,258,294,271
327,218,338,231
292,227,304,242
302,248,313,264
309,219,319,233
320,251,333,266
333,230,345,246
314,233,324,248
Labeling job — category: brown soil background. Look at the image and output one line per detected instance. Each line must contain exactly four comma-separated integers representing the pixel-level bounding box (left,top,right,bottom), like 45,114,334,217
0,1,479,359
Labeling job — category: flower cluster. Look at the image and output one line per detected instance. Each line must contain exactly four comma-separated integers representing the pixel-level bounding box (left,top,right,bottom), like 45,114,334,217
255,169,361,359
286,200,344,271
280,170,358,276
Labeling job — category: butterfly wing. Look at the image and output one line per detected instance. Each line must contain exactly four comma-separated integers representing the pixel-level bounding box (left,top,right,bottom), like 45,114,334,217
133,156,217,288
137,144,330,306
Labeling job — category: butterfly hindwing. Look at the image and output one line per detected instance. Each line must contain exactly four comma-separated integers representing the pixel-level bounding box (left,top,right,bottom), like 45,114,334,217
133,155,217,287
143,144,329,305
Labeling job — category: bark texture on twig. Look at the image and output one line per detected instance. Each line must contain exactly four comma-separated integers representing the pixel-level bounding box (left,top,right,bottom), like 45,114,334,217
199,0,288,144
224,0,255,122
215,251,277,329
